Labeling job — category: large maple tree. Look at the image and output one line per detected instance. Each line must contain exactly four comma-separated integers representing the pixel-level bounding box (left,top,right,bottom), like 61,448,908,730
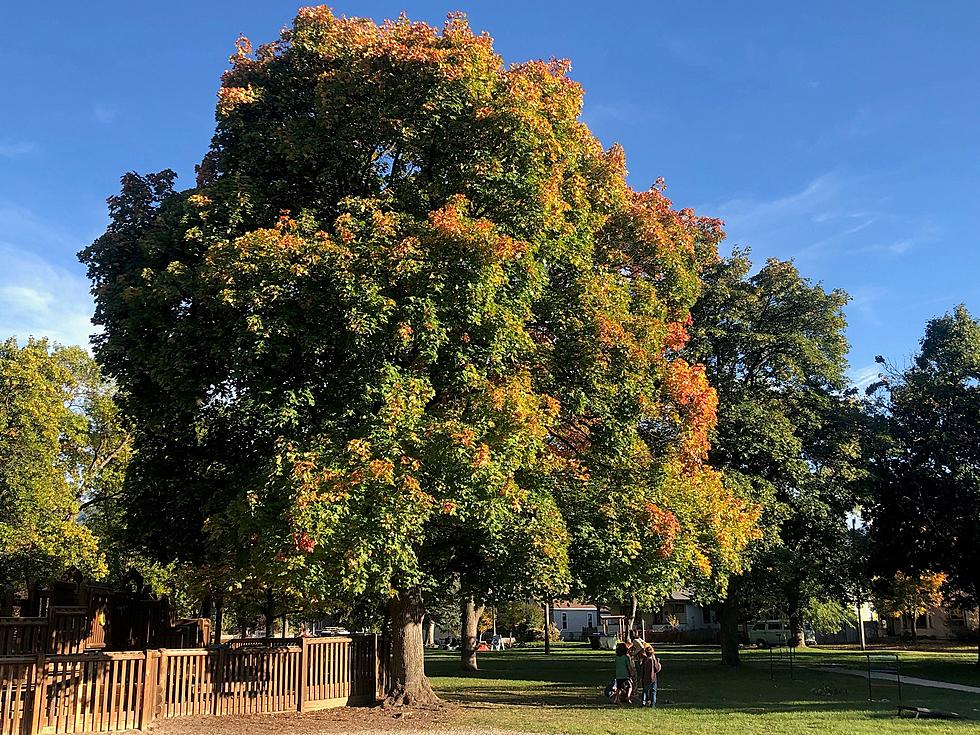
81,7,757,701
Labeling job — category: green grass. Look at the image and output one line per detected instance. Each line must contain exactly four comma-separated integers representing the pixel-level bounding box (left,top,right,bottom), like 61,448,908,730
793,645,980,688
425,644,980,734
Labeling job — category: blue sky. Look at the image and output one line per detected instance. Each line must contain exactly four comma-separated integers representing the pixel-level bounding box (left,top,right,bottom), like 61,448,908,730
2,2,978,388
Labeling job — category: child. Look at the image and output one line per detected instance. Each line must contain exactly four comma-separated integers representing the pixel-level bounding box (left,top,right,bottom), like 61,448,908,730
613,641,635,704
640,646,661,708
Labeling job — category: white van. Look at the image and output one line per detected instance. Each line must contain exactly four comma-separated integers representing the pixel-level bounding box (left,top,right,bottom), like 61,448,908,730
749,620,816,647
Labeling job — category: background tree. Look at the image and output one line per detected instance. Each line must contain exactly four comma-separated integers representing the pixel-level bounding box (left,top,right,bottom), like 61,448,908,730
871,572,946,642
685,251,862,664
865,305,980,664
494,600,545,641
549,194,760,632
0,338,127,587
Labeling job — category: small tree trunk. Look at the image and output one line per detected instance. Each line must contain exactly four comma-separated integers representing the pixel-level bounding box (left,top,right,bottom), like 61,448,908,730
460,598,485,672
385,589,438,706
543,601,551,654
787,587,804,648
264,588,274,638
628,595,639,636
213,596,223,646
974,589,980,667
719,584,741,666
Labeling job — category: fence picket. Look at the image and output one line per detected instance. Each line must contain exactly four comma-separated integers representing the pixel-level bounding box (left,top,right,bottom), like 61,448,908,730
1,635,383,733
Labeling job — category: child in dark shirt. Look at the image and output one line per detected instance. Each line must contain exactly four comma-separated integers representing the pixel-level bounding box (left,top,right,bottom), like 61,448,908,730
639,646,661,708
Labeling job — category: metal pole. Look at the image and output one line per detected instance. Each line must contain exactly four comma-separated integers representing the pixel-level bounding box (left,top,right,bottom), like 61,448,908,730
856,599,866,651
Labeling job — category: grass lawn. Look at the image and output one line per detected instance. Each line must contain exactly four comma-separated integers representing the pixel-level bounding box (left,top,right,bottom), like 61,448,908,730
793,645,980,688
426,644,980,734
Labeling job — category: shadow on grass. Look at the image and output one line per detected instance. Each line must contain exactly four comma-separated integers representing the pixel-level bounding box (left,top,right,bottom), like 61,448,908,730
426,645,977,720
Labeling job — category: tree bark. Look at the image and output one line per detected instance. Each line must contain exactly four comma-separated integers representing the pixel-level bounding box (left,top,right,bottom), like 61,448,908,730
786,585,804,648
460,598,485,672
974,588,980,667
543,601,551,654
719,584,741,666
213,596,223,646
628,595,639,636
264,588,274,639
385,589,439,706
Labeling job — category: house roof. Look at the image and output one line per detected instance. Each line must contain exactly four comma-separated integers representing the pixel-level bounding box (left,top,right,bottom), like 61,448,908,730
552,600,610,613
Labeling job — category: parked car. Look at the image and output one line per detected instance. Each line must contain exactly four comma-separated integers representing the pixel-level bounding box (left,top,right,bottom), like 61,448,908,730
750,620,816,647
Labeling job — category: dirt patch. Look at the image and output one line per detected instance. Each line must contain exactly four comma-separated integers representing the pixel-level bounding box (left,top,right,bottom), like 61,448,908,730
148,702,521,735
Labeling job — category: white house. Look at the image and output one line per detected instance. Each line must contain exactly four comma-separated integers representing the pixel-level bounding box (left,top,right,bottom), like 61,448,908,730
551,601,605,641
551,590,718,642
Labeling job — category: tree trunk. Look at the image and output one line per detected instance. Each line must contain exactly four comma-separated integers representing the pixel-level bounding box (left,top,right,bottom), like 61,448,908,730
264,588,274,638
787,587,804,648
975,588,980,667
213,596,223,646
385,589,438,706
906,610,918,643
460,598,485,672
719,584,741,666
628,595,638,637
543,601,551,654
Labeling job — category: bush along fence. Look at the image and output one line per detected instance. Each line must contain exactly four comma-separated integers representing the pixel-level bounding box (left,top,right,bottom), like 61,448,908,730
0,635,389,735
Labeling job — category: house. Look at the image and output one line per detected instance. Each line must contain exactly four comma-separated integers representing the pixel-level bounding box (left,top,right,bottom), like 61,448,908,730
878,605,979,641
550,590,718,642
551,601,607,641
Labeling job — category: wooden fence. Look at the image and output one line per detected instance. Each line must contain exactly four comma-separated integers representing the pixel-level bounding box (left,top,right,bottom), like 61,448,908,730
0,608,95,658
0,636,385,735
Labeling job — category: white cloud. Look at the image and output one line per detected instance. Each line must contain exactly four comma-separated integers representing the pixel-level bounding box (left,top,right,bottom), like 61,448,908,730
703,172,937,262
0,203,98,349
0,141,37,156
92,103,117,124
849,364,882,391
849,285,888,327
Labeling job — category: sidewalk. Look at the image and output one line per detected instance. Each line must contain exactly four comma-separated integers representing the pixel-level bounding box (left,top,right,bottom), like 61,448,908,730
812,666,980,695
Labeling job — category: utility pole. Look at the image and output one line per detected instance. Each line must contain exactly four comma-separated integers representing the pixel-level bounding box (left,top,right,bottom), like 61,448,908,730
856,597,866,651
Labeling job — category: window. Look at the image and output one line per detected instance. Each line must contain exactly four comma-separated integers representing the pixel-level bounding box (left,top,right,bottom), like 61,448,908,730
752,623,765,631
947,610,967,627
768,622,782,631
668,603,688,625
587,614,593,627
702,608,714,625
561,613,567,630
914,614,933,630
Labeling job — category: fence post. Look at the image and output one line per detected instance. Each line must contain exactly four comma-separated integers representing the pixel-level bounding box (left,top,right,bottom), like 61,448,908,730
29,652,47,735
157,649,169,721
138,651,158,730
297,637,309,712
372,634,379,702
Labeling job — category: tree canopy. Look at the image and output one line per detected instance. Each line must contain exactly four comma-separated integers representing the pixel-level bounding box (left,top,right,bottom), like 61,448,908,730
0,338,131,587
865,305,980,662
685,251,863,663
80,7,759,700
